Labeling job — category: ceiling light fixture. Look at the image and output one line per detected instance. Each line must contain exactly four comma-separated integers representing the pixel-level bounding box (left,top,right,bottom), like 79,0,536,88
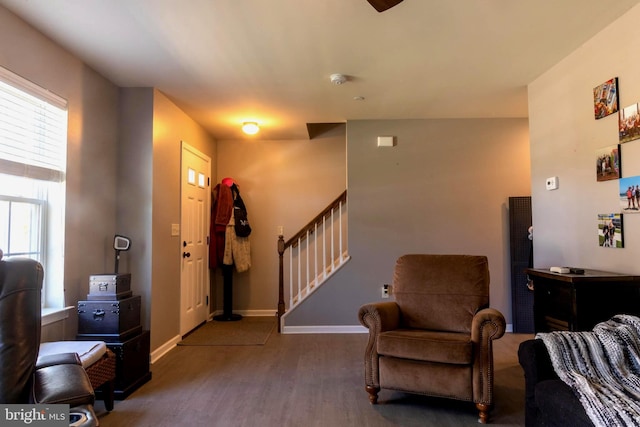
242,122,259,135
330,73,348,85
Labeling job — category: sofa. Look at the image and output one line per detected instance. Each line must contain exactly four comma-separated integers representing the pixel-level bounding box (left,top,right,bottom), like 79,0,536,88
519,313,640,427
0,255,98,426
518,339,593,427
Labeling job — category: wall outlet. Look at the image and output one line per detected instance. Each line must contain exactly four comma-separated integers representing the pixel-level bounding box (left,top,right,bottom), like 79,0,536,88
381,284,390,299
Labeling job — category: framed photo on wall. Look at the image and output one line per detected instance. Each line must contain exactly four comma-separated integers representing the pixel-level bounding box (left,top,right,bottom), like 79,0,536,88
598,213,623,248
595,144,620,181
619,175,640,213
619,103,640,143
594,77,619,119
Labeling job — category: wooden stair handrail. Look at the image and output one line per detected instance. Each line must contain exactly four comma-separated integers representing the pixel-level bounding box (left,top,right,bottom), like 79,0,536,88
283,190,347,249
277,190,347,332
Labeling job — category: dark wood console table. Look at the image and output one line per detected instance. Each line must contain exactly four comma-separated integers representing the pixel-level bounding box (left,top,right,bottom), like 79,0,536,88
526,268,640,333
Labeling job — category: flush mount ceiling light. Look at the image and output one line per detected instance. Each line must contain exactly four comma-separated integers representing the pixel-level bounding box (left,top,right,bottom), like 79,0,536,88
330,73,348,85
242,122,259,135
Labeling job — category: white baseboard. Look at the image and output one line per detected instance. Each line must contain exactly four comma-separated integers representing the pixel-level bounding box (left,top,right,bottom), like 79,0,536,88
211,309,278,318
282,325,368,334
282,323,514,335
150,334,181,364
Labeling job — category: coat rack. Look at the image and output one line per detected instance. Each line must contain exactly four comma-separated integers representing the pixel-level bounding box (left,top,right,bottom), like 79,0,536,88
211,177,249,322
214,264,242,321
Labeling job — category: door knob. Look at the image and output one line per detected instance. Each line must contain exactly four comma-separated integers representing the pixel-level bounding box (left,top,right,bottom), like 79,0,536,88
183,252,191,258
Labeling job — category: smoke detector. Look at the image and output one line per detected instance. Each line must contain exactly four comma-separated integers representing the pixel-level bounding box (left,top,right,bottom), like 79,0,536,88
330,73,348,85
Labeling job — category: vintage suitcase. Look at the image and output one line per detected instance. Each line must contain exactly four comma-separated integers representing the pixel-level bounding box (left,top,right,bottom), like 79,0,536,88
107,330,152,399
87,290,132,301
77,295,141,341
88,273,131,299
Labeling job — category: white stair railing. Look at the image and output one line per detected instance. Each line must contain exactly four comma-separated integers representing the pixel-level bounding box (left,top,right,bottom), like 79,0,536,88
277,191,349,332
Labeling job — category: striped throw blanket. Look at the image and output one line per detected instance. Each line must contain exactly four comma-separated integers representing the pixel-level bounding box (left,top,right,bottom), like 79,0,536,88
537,315,640,427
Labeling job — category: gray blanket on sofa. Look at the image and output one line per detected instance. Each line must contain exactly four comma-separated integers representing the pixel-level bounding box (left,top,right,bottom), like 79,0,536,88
537,314,640,427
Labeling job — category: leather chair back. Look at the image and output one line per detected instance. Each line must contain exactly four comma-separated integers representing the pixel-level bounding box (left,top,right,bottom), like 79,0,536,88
393,254,489,333
0,257,44,403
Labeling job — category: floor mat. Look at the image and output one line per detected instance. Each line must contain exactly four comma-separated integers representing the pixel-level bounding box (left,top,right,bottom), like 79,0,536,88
178,316,276,346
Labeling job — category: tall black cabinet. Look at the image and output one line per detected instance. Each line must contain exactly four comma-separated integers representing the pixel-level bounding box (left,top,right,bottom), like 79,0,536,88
509,196,534,333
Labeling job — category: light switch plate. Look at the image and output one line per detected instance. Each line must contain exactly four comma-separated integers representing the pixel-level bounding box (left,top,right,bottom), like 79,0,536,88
545,176,558,191
171,223,180,236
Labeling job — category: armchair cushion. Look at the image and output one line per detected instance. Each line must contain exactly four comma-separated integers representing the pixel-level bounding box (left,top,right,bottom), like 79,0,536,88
378,329,472,364
393,254,489,333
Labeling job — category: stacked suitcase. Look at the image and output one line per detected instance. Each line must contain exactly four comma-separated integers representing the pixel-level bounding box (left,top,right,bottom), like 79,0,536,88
77,273,151,400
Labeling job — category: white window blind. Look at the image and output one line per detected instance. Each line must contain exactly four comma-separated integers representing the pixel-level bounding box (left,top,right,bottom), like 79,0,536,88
0,66,68,309
0,65,68,182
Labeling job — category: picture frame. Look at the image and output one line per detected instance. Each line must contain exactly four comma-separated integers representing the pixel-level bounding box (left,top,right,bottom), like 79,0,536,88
594,77,619,119
619,103,640,143
598,213,623,248
619,175,640,213
595,144,620,182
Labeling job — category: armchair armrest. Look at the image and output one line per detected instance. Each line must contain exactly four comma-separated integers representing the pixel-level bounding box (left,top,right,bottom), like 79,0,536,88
471,308,506,343
470,307,506,405
358,301,401,390
33,363,95,407
36,352,82,369
358,301,401,333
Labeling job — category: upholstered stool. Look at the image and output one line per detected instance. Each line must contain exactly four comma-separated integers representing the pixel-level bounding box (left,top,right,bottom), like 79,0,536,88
39,341,116,411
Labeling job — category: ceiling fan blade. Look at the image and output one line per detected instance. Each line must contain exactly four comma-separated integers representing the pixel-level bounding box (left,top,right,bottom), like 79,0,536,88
367,0,404,12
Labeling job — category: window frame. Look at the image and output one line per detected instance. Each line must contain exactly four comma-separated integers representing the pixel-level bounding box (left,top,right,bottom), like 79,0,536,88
0,65,68,310
0,194,47,259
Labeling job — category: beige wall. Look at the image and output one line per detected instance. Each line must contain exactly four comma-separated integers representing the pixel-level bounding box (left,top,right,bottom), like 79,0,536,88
529,4,640,274
1,3,534,344
0,7,120,332
214,128,346,314
151,89,216,349
118,88,217,352
286,118,531,327
117,88,154,337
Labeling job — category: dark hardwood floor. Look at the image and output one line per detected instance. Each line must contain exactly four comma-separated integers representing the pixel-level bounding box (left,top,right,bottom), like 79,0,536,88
95,330,533,427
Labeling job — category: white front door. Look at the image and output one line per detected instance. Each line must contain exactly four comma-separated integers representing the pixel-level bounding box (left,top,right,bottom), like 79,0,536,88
180,141,211,336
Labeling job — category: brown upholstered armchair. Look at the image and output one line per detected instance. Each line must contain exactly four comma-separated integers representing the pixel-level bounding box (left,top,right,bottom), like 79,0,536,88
358,254,506,423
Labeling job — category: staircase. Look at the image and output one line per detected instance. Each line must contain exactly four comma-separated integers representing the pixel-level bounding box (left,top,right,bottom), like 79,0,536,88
277,190,350,332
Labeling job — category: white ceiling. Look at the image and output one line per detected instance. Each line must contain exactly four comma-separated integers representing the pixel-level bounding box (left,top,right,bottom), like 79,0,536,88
1,0,639,140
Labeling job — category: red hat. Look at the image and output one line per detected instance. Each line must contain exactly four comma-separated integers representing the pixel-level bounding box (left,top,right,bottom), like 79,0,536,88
221,177,235,187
